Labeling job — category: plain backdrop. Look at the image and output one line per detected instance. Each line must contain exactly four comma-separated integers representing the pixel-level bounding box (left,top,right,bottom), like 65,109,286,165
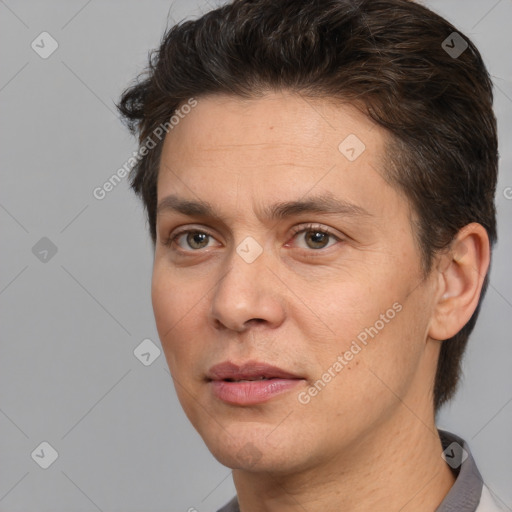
1,1,511,511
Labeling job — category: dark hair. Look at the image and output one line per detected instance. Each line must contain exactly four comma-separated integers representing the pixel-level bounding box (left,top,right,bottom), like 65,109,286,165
117,0,498,412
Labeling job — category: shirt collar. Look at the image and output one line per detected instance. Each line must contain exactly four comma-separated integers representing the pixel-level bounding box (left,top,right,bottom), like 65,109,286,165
435,429,483,512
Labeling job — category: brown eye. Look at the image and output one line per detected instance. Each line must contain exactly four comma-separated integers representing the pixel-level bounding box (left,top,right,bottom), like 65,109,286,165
168,230,216,250
185,231,210,249
304,230,331,249
290,225,340,250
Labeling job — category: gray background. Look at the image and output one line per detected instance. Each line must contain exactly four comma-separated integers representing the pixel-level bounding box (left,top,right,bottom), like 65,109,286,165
0,0,511,511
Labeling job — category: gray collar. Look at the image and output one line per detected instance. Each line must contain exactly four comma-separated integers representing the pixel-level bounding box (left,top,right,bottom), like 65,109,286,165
436,429,483,511
217,430,483,512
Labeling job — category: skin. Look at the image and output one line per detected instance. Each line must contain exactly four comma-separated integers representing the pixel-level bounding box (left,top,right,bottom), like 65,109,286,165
151,91,490,512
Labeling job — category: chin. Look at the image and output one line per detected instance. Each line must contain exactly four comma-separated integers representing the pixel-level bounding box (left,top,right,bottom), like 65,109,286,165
199,425,307,474
212,447,296,474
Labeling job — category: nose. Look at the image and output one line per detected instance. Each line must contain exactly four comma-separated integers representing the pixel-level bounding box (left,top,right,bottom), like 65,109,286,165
209,243,286,333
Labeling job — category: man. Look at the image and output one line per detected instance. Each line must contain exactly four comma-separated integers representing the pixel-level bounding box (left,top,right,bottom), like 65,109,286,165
117,0,503,510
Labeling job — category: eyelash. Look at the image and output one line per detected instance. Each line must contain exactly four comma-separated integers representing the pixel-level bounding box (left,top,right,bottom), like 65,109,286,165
289,223,341,248
162,224,341,251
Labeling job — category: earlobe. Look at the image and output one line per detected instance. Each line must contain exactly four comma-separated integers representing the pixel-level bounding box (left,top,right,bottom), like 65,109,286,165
429,223,490,341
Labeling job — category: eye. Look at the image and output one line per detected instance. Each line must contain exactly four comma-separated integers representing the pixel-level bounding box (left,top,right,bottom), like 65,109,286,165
290,224,341,250
166,229,219,251
163,225,341,252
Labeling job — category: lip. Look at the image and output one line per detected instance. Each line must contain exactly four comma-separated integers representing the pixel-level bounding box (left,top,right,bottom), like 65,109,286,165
207,361,304,405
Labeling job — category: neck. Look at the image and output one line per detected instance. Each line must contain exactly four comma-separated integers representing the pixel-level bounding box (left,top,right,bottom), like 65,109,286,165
232,406,455,512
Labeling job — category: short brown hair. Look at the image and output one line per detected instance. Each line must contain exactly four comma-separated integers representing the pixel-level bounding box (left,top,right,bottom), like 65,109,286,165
117,0,498,412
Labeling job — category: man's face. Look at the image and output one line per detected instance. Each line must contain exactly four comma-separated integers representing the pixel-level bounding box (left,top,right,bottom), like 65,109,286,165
152,92,439,473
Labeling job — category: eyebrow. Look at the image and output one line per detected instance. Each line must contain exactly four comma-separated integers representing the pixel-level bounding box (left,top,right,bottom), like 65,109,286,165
156,193,372,221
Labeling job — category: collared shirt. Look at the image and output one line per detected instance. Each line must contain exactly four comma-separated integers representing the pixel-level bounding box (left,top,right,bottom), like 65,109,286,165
216,430,505,512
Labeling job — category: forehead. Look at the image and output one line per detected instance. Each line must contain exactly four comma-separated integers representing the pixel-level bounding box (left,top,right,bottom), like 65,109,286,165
161,91,381,163
156,91,407,224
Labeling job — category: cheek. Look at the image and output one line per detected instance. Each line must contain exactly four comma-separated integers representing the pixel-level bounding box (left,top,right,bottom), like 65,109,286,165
151,266,207,368
299,306,424,445
336,291,428,407
151,268,176,339
151,267,218,430
302,275,396,350
300,266,424,394
151,262,208,324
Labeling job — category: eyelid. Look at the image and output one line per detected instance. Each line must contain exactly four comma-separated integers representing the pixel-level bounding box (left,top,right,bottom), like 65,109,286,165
286,223,345,249
288,223,343,242
290,222,336,234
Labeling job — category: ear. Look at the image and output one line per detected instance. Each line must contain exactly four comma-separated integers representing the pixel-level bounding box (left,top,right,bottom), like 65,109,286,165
428,223,491,341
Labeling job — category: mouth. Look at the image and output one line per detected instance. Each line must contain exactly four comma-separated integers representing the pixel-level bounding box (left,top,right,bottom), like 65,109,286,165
223,376,273,382
206,361,304,405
